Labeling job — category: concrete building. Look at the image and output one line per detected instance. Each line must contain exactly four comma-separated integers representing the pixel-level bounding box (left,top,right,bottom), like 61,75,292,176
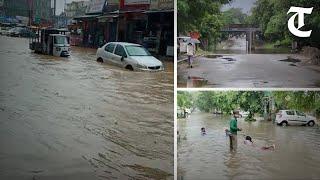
65,1,89,18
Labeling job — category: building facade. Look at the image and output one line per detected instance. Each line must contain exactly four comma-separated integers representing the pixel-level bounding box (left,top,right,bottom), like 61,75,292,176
71,0,173,56
65,1,89,18
0,0,52,26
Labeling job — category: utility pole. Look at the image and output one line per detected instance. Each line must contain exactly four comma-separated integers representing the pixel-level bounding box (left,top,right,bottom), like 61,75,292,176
28,0,34,26
53,0,56,16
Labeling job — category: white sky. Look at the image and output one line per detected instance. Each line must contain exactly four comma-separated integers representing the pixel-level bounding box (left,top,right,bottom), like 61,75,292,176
221,0,257,14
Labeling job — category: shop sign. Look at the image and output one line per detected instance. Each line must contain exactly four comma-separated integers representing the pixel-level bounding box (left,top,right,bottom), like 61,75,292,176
150,0,173,10
124,0,150,5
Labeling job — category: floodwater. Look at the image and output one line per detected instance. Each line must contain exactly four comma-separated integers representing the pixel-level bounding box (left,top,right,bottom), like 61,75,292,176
178,112,320,180
0,36,173,179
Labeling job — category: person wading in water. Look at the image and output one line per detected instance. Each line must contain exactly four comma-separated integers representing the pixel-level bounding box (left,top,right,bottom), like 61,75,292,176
229,110,242,151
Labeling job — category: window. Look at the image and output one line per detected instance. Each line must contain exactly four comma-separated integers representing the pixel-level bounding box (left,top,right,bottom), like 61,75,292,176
105,43,115,53
286,111,295,115
114,45,127,57
54,36,68,44
125,45,151,56
296,111,305,116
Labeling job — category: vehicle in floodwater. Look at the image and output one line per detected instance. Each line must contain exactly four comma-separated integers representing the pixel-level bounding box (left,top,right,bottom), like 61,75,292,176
29,28,70,57
276,110,316,127
96,42,164,71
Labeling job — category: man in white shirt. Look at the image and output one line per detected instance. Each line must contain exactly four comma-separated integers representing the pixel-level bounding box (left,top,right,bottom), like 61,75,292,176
186,43,194,68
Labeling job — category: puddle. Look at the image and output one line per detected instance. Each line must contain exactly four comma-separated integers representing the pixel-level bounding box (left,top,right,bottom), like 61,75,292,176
187,76,208,87
279,58,301,63
222,57,236,61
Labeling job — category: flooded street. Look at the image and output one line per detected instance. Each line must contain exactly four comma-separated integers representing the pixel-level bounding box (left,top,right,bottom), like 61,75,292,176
178,112,320,180
0,36,173,179
178,53,320,88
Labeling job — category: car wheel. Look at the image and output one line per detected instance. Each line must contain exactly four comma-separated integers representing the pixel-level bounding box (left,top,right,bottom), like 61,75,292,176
97,58,103,63
125,65,134,71
281,121,288,127
307,120,315,127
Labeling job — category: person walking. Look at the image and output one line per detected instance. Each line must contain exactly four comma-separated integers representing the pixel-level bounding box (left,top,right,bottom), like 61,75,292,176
229,110,242,151
186,42,194,68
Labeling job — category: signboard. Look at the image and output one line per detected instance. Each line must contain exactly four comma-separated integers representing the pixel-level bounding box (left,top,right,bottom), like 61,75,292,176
150,0,173,10
124,0,150,5
86,0,107,14
108,0,119,5
189,32,200,39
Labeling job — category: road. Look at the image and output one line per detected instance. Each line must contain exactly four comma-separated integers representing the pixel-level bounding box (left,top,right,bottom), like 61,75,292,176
0,36,173,179
178,112,320,180
178,54,320,88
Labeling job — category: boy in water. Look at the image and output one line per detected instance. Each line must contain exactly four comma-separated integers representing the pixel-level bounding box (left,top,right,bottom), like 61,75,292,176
243,136,275,150
201,127,206,135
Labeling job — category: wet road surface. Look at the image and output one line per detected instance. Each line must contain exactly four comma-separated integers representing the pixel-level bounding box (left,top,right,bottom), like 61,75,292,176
0,36,173,179
178,54,320,88
178,112,320,180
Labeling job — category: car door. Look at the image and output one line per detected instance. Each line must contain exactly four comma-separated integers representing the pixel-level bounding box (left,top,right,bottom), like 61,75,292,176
114,44,128,66
296,111,307,125
286,110,296,125
103,43,116,63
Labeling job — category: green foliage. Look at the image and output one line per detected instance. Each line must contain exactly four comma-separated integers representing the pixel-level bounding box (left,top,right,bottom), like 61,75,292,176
178,0,233,50
221,8,248,25
248,0,320,47
272,91,320,114
193,91,320,118
237,91,265,118
177,91,193,108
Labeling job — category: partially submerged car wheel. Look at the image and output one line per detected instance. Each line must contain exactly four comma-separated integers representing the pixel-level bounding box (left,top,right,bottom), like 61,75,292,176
97,58,103,63
307,120,315,127
125,65,134,71
281,121,288,127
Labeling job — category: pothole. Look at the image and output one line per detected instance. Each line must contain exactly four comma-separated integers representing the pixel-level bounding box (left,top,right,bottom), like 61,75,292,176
279,58,301,63
222,57,236,62
187,76,208,87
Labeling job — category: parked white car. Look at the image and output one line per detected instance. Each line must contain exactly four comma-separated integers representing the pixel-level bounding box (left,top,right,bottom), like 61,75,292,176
96,42,164,71
239,111,250,118
276,110,316,127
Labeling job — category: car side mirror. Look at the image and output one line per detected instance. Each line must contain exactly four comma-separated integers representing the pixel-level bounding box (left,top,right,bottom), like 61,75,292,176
121,56,124,61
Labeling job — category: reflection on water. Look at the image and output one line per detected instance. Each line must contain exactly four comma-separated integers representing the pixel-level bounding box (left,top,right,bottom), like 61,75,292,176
0,36,173,179
178,112,320,180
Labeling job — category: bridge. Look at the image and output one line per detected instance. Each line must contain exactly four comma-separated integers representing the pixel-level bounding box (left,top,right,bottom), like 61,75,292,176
220,24,261,53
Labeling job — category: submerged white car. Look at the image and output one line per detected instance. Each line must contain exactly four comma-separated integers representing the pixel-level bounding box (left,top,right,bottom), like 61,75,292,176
276,110,316,127
96,42,164,71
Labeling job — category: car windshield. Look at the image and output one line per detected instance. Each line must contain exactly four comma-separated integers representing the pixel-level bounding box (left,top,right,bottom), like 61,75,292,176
125,45,151,56
54,36,69,44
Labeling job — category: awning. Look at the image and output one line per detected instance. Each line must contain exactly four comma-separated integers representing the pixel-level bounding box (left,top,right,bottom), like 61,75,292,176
74,14,100,20
144,9,174,13
97,15,119,23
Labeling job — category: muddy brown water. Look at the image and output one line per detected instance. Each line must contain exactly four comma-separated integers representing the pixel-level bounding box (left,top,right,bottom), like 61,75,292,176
0,36,173,179
178,112,320,180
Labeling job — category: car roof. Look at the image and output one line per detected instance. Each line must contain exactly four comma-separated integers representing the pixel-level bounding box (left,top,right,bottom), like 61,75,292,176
108,42,141,46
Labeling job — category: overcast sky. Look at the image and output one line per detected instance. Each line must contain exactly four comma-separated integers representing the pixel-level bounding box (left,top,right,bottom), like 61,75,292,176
55,0,90,15
221,0,257,14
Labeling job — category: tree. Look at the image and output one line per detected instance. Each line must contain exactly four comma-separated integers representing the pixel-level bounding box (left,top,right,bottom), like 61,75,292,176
247,0,320,48
177,91,193,109
178,0,233,50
